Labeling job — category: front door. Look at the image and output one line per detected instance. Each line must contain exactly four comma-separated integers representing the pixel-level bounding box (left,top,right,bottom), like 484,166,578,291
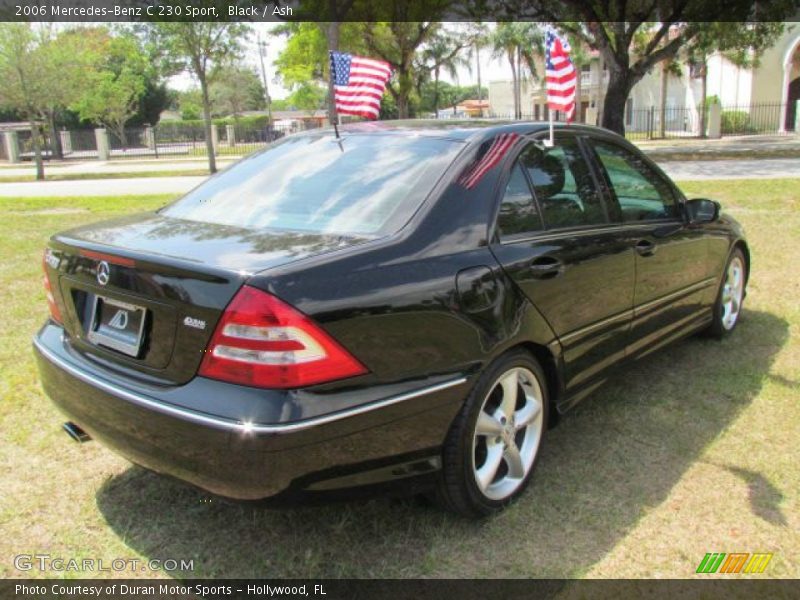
490,134,635,395
586,138,713,358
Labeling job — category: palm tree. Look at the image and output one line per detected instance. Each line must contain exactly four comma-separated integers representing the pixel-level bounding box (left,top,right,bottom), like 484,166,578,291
491,23,544,119
421,30,472,118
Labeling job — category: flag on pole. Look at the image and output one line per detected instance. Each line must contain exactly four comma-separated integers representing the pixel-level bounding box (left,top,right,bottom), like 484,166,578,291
458,133,520,189
329,51,392,120
545,27,577,122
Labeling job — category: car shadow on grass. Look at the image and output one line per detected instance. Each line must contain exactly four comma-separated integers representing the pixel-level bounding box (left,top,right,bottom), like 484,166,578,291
95,309,788,578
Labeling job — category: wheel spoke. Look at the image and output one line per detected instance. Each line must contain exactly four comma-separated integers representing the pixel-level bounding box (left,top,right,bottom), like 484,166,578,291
514,399,541,429
504,443,525,479
498,370,519,420
476,411,503,437
476,443,504,490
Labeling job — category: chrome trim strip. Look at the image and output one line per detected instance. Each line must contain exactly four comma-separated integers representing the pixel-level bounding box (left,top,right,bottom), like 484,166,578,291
560,309,634,345
32,336,468,435
634,277,716,315
500,221,682,245
558,276,717,345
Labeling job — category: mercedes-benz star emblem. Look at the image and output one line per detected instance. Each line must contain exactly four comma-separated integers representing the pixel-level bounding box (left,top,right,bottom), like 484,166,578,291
96,261,110,286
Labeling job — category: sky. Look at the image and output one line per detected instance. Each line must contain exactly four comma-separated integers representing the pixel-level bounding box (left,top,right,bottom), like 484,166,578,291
169,22,512,101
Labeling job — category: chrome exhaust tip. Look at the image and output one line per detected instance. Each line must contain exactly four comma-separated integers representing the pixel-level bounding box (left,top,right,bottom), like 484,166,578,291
63,422,91,443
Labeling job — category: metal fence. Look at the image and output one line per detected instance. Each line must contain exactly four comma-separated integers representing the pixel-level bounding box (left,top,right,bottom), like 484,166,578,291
2,102,797,163
6,122,293,162
488,102,796,141
0,135,6,161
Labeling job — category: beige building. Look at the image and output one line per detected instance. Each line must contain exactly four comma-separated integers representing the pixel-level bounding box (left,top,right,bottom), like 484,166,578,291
488,24,800,133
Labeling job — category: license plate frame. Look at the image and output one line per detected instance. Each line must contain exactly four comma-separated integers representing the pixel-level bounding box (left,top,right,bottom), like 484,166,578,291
87,295,147,357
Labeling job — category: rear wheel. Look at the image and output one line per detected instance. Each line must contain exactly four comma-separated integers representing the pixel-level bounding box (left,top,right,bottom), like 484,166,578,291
707,248,747,338
436,350,548,517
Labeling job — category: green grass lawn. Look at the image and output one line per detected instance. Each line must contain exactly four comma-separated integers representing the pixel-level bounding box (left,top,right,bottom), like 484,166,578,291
0,180,798,579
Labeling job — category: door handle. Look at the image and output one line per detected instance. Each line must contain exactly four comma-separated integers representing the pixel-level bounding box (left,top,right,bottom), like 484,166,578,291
529,256,564,279
634,239,657,257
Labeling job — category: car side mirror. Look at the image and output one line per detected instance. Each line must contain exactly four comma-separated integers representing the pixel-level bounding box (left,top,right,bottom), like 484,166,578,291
686,198,720,224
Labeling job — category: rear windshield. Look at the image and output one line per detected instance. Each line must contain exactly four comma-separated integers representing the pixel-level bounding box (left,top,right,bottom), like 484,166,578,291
162,133,463,236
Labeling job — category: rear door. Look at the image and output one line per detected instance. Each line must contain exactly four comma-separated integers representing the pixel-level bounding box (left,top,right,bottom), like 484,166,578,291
586,138,712,358
490,133,636,394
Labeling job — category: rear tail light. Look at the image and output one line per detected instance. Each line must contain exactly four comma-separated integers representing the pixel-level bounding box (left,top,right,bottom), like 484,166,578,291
198,285,367,389
42,249,62,324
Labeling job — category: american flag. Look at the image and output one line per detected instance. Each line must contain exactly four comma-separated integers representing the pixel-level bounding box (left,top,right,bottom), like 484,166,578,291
545,27,577,122
458,133,520,189
329,51,392,120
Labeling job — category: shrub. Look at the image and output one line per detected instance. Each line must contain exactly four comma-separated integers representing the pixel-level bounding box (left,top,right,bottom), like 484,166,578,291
721,110,756,135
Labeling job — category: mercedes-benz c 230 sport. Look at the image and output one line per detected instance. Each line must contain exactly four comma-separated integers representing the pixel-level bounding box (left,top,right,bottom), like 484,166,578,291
34,122,748,516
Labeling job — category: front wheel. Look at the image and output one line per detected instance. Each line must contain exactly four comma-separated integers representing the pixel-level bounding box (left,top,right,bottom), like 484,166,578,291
436,350,548,517
707,248,747,338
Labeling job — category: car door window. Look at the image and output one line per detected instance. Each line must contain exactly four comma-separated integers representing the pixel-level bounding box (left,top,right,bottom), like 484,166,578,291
591,140,678,222
518,139,606,229
497,162,543,238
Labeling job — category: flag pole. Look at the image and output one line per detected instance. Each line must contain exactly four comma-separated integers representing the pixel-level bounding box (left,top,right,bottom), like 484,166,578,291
328,51,343,150
545,110,554,147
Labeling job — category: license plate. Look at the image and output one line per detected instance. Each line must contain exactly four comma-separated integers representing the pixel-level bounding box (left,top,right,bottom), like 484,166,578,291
87,295,147,357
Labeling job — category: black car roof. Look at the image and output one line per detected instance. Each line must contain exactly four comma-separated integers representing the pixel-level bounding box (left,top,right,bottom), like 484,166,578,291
326,119,618,143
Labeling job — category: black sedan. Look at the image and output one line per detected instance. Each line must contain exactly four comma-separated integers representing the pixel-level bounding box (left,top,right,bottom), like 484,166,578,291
34,122,748,516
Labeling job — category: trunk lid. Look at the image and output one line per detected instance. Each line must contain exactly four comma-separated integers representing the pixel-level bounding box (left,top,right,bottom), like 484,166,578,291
47,212,368,385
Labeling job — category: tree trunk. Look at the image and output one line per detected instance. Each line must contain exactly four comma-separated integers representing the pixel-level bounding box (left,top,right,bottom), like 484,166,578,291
508,52,517,120
700,66,708,138
433,69,440,118
476,43,483,117
659,64,668,138
601,69,635,135
199,75,217,174
31,123,44,181
396,68,412,119
47,111,63,160
115,126,128,151
326,22,340,125
516,46,522,119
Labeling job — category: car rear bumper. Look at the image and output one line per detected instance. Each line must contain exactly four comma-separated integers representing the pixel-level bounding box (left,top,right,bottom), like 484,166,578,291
33,323,470,499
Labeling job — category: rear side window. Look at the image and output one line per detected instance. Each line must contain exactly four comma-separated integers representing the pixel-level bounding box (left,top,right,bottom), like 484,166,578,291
162,134,462,236
591,140,678,221
497,163,543,237
519,139,606,229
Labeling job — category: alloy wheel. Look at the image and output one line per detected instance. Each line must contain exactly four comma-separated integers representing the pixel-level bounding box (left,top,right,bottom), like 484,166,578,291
471,367,544,501
721,255,745,330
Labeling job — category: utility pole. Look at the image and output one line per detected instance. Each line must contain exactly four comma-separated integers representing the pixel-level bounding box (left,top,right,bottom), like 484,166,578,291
257,31,273,127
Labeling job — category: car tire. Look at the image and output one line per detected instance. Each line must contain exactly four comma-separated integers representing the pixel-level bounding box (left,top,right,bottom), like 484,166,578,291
707,247,747,339
435,349,548,517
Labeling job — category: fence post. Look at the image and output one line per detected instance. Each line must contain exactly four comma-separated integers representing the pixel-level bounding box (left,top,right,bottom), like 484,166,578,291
226,124,236,147
95,128,110,160
3,131,20,163
648,106,655,140
210,125,219,156
707,103,722,138
59,130,72,155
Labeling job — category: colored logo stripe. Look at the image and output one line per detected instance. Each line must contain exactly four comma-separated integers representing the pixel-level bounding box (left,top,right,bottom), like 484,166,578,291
696,552,773,574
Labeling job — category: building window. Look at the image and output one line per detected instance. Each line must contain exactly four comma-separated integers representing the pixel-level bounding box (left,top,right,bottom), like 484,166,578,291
625,99,634,127
534,104,540,120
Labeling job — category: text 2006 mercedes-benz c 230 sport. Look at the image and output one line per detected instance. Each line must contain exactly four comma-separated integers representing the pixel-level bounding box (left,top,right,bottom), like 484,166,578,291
34,122,748,516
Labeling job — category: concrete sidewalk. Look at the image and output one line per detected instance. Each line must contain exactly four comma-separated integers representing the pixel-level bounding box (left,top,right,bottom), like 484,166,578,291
636,133,800,160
